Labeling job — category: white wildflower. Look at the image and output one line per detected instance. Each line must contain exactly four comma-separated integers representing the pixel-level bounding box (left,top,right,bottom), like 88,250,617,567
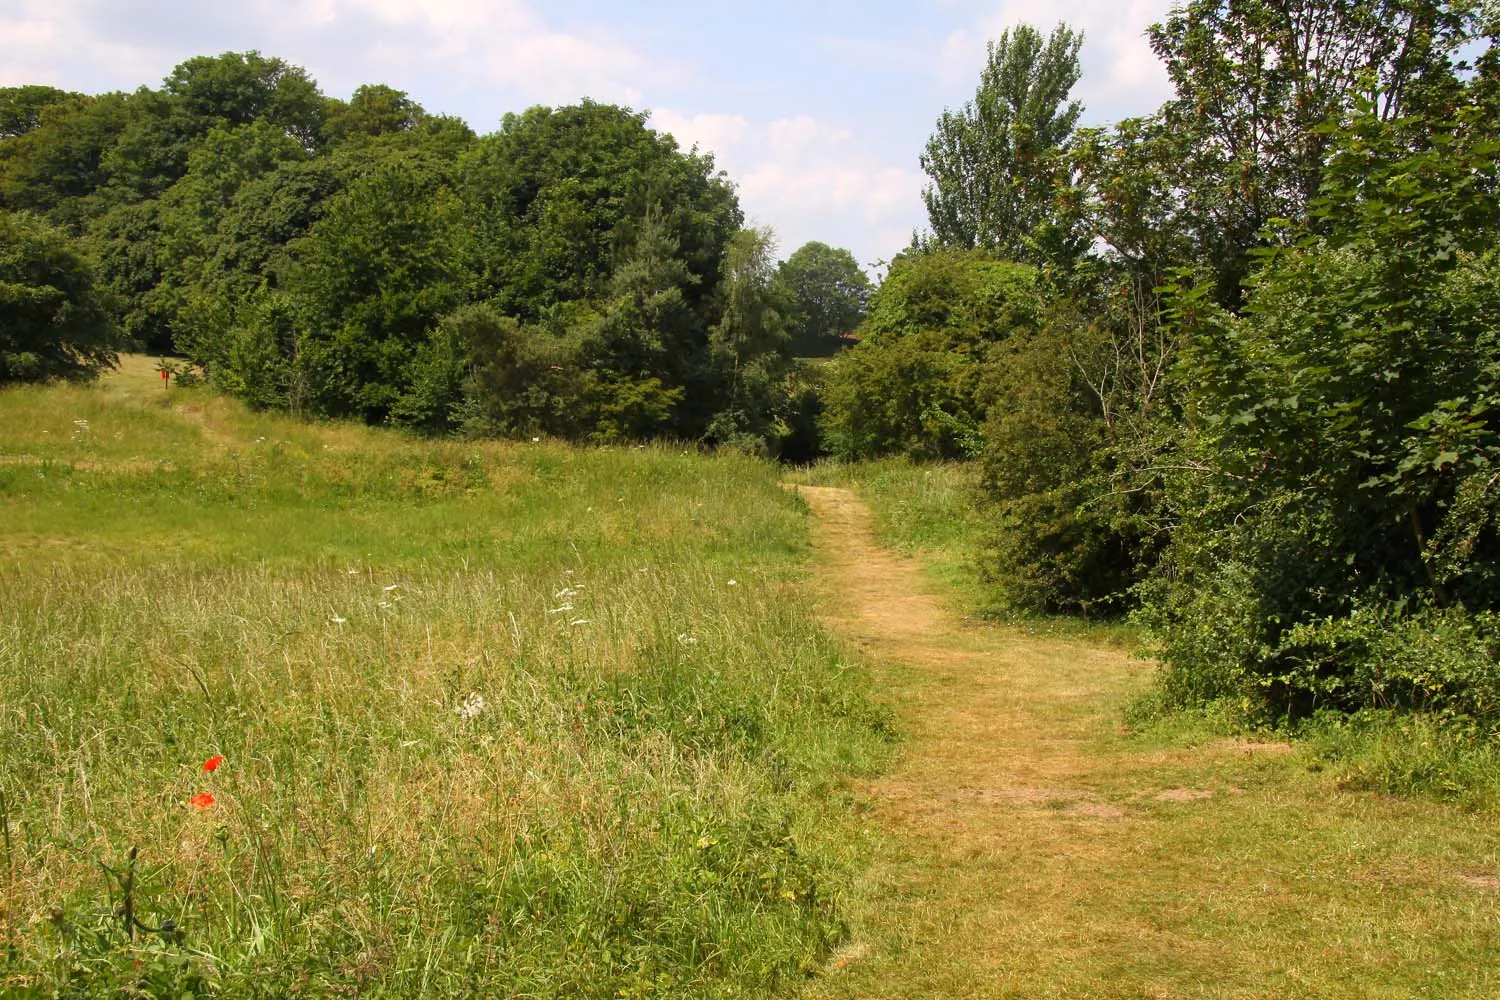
553,586,577,599
548,603,574,614
383,584,400,592
330,614,347,624
378,601,392,609
569,618,591,626
727,579,738,587
676,633,698,646
455,692,487,721
346,568,360,576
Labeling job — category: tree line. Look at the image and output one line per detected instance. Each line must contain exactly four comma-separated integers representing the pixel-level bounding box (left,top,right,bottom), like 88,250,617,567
8,3,1500,739
0,53,871,457
823,0,1500,734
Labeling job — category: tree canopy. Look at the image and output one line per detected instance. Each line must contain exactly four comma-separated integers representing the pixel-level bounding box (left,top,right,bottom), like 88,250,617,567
0,52,867,458
0,209,119,383
778,241,871,356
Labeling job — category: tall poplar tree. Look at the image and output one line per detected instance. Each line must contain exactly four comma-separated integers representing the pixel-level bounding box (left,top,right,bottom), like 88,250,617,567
920,22,1084,264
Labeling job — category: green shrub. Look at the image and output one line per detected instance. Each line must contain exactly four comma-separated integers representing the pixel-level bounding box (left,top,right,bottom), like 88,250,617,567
977,287,1171,615
0,209,120,383
822,250,1041,461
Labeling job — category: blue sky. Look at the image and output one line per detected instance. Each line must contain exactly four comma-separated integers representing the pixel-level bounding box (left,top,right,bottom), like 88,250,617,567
0,0,1177,272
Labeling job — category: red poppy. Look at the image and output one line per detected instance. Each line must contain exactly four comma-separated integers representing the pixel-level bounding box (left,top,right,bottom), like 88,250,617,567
189,792,215,809
202,755,224,773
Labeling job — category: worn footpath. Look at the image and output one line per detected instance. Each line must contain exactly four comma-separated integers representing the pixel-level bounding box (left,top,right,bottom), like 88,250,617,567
794,485,1499,1000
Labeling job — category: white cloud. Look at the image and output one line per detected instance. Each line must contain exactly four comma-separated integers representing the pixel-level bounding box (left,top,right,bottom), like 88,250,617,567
252,0,685,108
0,0,682,111
0,2,165,89
651,108,925,273
937,1,1175,123
650,110,753,156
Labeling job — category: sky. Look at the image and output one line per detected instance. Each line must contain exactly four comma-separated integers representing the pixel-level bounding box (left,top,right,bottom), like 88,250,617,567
0,0,1178,273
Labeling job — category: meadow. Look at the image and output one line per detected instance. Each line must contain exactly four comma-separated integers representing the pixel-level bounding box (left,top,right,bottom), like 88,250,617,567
0,358,892,998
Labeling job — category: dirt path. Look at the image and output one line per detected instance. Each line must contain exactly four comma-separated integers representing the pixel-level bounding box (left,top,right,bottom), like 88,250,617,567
794,486,1500,1000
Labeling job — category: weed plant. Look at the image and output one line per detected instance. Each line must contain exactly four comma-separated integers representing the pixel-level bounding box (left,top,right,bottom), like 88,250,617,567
0,362,892,997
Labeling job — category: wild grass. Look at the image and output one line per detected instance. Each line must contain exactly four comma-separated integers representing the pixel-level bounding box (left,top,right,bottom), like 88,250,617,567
1296,711,1500,811
1127,693,1500,813
0,360,892,998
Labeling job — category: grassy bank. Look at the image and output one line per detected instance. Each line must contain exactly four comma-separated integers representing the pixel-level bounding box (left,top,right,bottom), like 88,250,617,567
0,359,892,998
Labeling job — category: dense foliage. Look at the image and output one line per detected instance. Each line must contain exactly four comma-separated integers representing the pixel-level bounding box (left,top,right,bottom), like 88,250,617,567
822,250,1042,461
0,209,119,382
0,58,865,456
1150,84,1500,722
832,1,1500,740
777,241,871,356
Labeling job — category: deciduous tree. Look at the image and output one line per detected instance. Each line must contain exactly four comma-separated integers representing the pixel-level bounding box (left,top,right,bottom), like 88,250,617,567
777,241,871,356
0,210,119,382
920,23,1085,264
1147,0,1486,303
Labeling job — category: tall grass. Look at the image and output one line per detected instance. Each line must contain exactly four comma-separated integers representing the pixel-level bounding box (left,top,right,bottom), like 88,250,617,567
0,367,892,997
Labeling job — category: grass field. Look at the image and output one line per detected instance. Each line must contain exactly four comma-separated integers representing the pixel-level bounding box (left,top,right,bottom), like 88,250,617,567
0,358,892,998
6,359,1499,999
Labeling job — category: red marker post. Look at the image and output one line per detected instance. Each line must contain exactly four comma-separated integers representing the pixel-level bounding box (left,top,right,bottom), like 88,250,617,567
160,368,170,389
